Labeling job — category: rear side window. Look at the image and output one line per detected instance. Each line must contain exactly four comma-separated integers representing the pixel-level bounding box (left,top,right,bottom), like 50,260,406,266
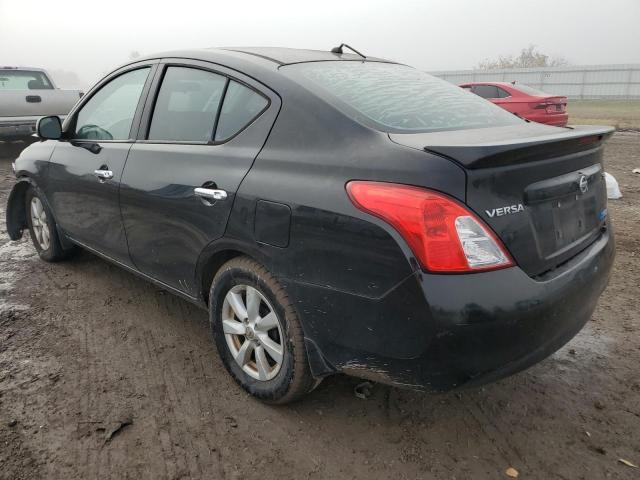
149,67,227,142
496,87,511,98
214,81,268,142
75,67,150,140
473,85,499,99
0,70,53,90
282,62,521,133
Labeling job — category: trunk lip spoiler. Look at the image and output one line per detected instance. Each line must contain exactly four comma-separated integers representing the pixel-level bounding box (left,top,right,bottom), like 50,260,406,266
389,125,615,169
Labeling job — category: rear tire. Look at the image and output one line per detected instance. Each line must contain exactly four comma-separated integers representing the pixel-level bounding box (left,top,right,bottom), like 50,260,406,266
209,256,315,404
25,187,76,262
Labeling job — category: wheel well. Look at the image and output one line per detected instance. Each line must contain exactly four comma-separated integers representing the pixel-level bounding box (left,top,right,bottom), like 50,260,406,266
200,249,245,305
6,180,31,240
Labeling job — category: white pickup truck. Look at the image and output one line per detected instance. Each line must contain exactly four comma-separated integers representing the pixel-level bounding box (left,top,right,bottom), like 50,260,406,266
0,67,82,142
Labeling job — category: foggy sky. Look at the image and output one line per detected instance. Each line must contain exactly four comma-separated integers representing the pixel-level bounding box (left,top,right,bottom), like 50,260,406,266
1,0,639,89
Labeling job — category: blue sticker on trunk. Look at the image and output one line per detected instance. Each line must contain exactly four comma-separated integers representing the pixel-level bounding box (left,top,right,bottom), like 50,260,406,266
599,208,608,221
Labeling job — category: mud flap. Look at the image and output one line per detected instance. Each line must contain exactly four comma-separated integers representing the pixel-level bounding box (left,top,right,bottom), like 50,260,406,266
304,337,337,378
5,181,30,240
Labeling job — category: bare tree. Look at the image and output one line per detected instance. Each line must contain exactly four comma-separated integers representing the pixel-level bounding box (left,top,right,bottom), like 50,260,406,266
476,45,569,70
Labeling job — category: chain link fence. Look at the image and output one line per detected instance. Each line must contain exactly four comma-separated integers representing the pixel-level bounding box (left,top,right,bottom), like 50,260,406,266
430,64,640,99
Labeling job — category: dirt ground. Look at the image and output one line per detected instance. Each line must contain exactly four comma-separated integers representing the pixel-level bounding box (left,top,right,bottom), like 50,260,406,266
0,133,639,480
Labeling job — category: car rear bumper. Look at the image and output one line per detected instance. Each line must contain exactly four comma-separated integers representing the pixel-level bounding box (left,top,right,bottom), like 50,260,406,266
0,117,38,139
293,227,614,391
0,115,66,140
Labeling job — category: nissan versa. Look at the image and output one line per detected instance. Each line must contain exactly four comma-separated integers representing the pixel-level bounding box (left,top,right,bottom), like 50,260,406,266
5,47,615,403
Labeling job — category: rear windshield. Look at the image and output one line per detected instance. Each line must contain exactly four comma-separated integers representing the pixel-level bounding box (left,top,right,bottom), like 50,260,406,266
0,70,53,90
282,62,522,133
512,83,552,97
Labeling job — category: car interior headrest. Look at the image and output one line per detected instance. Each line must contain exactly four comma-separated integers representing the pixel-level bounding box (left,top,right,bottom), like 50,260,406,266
28,79,44,89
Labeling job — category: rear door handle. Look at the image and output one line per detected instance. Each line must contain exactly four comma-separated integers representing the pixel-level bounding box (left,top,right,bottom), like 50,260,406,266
194,187,228,201
94,169,113,181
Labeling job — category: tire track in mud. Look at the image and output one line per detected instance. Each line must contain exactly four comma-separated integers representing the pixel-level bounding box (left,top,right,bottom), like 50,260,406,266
156,295,230,478
166,299,220,478
106,269,225,478
118,306,173,478
104,273,178,479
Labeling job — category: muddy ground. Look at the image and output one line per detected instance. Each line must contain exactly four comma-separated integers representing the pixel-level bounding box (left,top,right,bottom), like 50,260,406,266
0,134,639,480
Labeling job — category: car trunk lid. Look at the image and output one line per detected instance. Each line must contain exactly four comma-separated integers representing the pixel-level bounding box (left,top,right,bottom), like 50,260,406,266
529,95,567,113
389,123,614,276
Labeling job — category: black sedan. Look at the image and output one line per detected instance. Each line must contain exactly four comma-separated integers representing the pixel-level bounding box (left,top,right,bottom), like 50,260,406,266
5,46,615,403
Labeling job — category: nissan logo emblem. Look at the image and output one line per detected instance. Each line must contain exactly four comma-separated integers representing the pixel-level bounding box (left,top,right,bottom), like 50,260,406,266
578,175,588,194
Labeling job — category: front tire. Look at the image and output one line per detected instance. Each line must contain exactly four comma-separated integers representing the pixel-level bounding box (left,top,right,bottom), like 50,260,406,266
210,256,315,404
25,187,76,262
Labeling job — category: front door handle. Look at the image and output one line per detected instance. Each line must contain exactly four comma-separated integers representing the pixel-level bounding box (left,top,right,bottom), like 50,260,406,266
94,169,113,181
194,187,228,201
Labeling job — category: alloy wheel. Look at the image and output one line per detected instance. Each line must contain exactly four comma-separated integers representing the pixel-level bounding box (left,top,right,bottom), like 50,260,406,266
222,284,285,381
30,197,50,251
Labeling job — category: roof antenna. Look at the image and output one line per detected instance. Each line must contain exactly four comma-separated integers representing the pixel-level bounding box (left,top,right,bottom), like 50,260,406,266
331,43,366,59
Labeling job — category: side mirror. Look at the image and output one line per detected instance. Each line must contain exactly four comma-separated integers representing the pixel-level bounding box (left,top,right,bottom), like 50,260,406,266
36,115,62,140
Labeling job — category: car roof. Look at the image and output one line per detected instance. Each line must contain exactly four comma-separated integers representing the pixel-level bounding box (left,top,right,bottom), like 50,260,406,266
111,47,397,107
0,66,48,72
136,47,393,70
219,47,392,65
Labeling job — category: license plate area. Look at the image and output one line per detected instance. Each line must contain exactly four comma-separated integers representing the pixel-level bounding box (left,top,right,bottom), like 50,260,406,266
546,104,565,113
525,164,605,260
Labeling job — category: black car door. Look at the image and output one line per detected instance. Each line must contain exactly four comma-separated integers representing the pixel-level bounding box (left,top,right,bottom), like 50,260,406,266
45,63,157,265
120,59,280,296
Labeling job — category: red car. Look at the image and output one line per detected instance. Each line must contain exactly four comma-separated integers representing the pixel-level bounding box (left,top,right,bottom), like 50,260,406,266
460,82,568,126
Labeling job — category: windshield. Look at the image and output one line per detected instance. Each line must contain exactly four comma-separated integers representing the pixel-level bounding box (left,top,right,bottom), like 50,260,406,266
0,70,53,90
282,62,522,133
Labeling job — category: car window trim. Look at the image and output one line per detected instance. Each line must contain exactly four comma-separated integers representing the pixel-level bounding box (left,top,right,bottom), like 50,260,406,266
212,79,270,144
62,61,160,144
496,87,512,99
211,78,230,142
135,59,271,146
141,64,228,145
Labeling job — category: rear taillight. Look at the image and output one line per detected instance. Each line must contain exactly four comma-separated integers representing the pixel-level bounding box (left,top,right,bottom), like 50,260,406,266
531,100,566,113
346,181,514,273
531,102,549,109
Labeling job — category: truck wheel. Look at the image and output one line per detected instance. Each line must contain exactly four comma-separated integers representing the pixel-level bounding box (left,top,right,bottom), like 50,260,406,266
209,256,315,404
25,187,76,262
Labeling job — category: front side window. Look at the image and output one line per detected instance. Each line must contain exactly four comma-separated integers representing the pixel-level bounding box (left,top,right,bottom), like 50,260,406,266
148,67,227,142
282,62,521,133
75,68,150,140
0,70,53,90
214,80,269,142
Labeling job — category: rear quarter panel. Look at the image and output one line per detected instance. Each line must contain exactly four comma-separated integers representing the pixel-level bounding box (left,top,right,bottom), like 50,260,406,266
226,85,467,298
